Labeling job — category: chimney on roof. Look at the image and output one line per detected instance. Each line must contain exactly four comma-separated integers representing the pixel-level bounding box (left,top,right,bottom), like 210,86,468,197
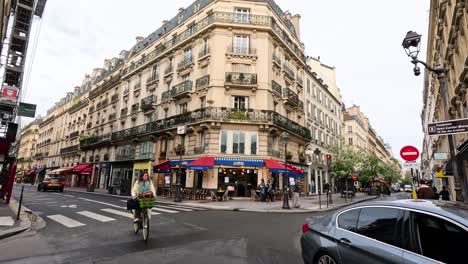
74,86,80,96
136,36,144,44
179,7,185,13
290,14,301,40
163,20,168,24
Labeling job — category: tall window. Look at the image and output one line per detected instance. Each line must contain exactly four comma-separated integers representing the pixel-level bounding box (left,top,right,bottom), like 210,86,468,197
220,130,227,153
234,8,250,23
179,103,188,114
349,138,353,146
306,78,311,94
232,63,251,73
233,96,248,110
140,141,153,159
151,64,158,80
250,133,257,155
200,96,206,109
232,131,245,154
184,48,192,62
164,108,168,119
233,35,250,54
348,126,353,133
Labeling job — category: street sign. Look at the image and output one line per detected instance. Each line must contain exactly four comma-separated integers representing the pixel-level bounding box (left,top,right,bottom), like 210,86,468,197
403,161,420,169
434,152,448,160
428,118,468,136
17,102,36,118
177,126,186,135
0,86,19,105
400,145,419,161
352,174,358,181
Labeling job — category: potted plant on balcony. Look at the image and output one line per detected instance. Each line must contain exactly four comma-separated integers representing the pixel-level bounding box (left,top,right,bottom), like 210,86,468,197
207,99,214,108
226,73,232,83
286,151,293,160
174,144,185,155
228,110,248,120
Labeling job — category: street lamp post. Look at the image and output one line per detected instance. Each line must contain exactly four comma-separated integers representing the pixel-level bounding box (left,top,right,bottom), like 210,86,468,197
402,31,462,199
314,148,322,209
174,148,183,203
281,132,290,209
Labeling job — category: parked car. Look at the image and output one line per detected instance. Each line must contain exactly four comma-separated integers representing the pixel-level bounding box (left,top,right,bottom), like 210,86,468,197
38,177,65,192
404,184,412,192
300,199,468,264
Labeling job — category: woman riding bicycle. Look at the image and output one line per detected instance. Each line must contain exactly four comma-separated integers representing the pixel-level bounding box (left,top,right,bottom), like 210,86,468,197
131,172,155,223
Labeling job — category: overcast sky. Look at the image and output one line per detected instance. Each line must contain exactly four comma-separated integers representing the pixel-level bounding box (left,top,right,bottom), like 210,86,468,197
22,0,430,160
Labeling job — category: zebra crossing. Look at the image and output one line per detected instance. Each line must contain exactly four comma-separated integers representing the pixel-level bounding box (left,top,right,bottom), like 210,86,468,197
45,203,207,228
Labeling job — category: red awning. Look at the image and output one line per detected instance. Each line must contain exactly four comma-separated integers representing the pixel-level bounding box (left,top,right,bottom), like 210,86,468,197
26,168,37,176
153,160,171,173
286,164,304,174
73,163,93,175
264,159,290,173
186,157,214,171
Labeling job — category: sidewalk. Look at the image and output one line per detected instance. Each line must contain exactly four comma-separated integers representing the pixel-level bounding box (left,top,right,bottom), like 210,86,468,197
63,185,378,213
0,199,32,240
156,192,378,213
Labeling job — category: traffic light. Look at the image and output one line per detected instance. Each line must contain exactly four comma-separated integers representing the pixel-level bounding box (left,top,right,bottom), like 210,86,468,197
326,154,332,167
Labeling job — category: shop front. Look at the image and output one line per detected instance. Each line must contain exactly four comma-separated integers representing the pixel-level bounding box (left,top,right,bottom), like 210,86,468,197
110,162,133,196
72,163,93,188
24,168,36,184
97,163,111,190
49,167,73,186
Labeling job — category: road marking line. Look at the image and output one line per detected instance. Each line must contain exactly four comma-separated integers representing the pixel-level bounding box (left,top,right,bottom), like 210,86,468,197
160,203,207,211
152,207,178,213
77,211,116,222
78,197,126,209
101,208,133,218
0,216,14,226
120,200,127,203
32,198,53,201
151,211,161,215
47,214,85,228
64,194,75,198
154,204,193,211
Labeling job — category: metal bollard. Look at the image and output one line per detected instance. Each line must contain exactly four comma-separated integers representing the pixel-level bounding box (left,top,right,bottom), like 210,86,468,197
17,186,24,221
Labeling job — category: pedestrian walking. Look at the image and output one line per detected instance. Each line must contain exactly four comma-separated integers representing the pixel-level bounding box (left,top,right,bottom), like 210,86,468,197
258,179,266,202
416,180,434,199
432,186,440,200
439,186,450,201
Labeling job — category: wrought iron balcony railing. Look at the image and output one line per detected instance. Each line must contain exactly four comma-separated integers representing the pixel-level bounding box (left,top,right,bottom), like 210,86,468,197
227,45,257,55
161,90,172,103
196,75,210,90
177,57,193,71
199,46,210,58
272,53,281,65
60,145,80,155
80,133,111,149
283,64,295,80
225,72,257,86
283,87,299,106
171,80,192,97
272,80,282,96
141,95,156,110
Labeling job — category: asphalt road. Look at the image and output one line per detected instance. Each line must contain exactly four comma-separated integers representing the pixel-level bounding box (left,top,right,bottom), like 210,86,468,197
0,184,408,264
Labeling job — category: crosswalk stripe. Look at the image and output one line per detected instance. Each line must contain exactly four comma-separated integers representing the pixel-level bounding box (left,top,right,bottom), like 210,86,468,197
64,194,75,198
101,208,133,219
47,214,85,228
151,211,161,215
154,204,193,211
158,203,206,211
79,197,126,209
77,211,116,222
152,207,178,213
0,216,14,226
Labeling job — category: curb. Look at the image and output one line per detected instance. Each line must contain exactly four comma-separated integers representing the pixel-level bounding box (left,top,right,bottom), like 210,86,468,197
0,197,41,240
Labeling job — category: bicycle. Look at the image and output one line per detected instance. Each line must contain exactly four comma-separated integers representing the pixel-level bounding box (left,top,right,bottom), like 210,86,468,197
132,194,155,242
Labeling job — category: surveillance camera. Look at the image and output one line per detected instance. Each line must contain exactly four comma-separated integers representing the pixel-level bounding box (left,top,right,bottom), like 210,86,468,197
413,65,421,76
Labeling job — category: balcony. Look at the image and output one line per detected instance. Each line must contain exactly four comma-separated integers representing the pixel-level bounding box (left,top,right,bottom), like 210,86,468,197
196,75,210,90
68,100,89,114
89,75,121,100
226,45,257,58
161,90,172,103
134,82,141,91
297,75,303,87
69,131,79,139
141,95,157,111
194,146,205,155
120,108,128,120
123,87,129,96
225,72,258,90
60,145,80,155
115,146,136,161
177,57,194,72
111,107,311,142
171,80,192,99
283,88,299,107
198,46,210,58
146,74,159,91
80,134,111,150
283,64,295,82
111,94,119,103
271,80,282,97
88,106,95,114
272,53,281,67
120,12,305,79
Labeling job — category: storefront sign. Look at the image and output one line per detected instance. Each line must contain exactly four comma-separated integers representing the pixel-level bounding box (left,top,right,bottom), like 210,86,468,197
428,118,468,136
233,162,244,166
165,176,170,184
0,86,19,104
99,163,110,168
224,177,229,183
434,153,448,160
289,177,296,185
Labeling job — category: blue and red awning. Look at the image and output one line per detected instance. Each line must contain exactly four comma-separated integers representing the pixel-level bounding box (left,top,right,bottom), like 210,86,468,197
264,159,290,173
186,157,214,171
73,163,93,175
153,160,171,173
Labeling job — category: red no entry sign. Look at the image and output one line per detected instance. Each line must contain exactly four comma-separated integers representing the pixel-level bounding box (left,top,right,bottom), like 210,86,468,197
400,145,419,161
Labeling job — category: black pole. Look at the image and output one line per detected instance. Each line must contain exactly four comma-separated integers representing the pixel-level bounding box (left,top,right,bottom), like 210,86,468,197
329,174,333,204
17,186,24,221
345,178,348,203
282,142,290,209
318,176,321,209
174,150,182,203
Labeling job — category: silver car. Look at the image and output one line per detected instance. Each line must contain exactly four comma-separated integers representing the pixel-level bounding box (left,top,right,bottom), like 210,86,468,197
300,199,468,264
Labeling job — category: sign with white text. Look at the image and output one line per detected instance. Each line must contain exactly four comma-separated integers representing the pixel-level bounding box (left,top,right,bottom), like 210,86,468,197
428,118,468,136
434,153,448,160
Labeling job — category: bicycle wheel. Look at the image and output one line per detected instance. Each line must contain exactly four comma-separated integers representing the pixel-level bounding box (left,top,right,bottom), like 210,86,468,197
132,211,139,234
142,210,149,242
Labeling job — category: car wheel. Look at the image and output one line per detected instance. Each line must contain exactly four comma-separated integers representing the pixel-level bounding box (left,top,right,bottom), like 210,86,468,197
315,254,337,264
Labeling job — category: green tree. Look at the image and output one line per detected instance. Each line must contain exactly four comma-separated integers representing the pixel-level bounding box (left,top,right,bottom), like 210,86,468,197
330,144,363,178
361,154,384,184
401,171,412,185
